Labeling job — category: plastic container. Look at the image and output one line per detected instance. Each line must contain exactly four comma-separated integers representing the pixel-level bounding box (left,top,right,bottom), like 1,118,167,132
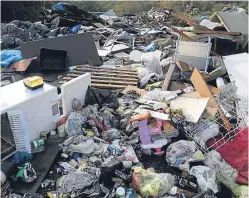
39,48,68,71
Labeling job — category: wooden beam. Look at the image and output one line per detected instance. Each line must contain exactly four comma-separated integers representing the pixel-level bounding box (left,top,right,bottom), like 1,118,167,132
62,76,137,85
193,30,242,36
75,67,137,75
76,65,137,72
91,79,137,85
67,73,137,81
91,84,128,89
162,63,176,91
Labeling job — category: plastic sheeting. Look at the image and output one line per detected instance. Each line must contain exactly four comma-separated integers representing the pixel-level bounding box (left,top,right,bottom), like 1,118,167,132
139,50,164,87
189,165,218,193
166,140,205,172
0,50,22,67
58,172,97,193
85,86,119,109
65,112,85,136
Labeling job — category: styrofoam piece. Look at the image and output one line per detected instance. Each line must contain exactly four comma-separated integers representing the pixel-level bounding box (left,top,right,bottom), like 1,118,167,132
0,80,60,141
223,53,248,97
129,50,142,62
98,50,111,57
170,97,210,123
61,73,91,115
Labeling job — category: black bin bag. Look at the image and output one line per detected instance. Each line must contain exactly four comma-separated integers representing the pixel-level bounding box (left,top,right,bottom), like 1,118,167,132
85,86,119,110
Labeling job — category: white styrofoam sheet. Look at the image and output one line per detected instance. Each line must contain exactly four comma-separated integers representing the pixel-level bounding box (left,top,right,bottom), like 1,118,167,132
61,73,91,115
170,97,210,123
223,53,248,97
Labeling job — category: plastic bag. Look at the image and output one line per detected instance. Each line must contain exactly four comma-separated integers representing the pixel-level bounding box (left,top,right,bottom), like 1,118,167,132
65,112,85,136
138,68,161,88
189,165,218,193
141,50,163,76
85,86,119,109
132,167,174,197
166,140,205,172
58,172,97,194
143,43,156,52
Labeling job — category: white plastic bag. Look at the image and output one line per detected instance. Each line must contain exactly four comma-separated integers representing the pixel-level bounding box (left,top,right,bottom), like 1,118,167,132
65,112,85,136
190,165,218,193
141,50,163,76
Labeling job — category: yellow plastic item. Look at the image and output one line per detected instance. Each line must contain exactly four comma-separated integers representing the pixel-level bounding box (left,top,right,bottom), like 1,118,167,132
23,76,44,90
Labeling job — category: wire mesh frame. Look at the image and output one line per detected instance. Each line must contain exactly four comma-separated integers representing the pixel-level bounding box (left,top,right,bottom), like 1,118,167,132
217,81,237,102
183,97,248,154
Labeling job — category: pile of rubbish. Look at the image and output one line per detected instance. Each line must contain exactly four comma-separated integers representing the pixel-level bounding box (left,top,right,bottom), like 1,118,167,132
1,2,104,49
0,2,248,198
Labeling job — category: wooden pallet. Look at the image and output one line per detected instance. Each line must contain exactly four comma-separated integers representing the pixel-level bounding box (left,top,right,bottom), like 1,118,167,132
59,65,138,89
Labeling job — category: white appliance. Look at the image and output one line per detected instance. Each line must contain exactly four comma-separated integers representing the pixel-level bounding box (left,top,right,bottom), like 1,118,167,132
0,73,91,155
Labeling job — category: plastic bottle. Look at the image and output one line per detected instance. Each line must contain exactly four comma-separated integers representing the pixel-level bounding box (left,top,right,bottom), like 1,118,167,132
125,188,136,198
216,77,225,90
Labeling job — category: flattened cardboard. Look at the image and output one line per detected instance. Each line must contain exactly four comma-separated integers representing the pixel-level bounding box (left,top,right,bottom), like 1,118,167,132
190,68,232,130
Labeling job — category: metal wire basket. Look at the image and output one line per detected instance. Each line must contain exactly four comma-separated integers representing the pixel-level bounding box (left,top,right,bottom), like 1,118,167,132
217,81,237,102
184,96,247,154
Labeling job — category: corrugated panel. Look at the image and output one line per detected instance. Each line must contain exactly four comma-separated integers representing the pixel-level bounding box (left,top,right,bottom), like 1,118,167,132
7,109,31,153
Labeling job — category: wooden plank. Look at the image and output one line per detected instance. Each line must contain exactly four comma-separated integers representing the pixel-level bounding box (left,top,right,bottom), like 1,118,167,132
62,77,136,85
77,65,137,72
71,70,138,78
162,63,176,91
193,30,242,36
91,84,128,89
92,79,137,85
67,73,137,81
172,12,198,26
75,68,137,75
190,68,232,131
75,67,137,75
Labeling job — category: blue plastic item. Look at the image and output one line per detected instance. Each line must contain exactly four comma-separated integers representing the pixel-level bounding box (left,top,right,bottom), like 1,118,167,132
0,50,22,67
143,43,156,52
52,2,68,11
73,153,80,160
71,24,81,34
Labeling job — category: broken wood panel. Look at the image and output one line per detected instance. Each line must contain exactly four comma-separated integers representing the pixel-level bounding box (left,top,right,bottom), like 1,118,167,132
67,73,137,81
75,67,137,74
71,70,138,78
190,68,232,131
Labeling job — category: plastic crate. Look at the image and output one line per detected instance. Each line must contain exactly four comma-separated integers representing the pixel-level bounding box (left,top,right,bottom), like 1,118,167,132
39,48,68,71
